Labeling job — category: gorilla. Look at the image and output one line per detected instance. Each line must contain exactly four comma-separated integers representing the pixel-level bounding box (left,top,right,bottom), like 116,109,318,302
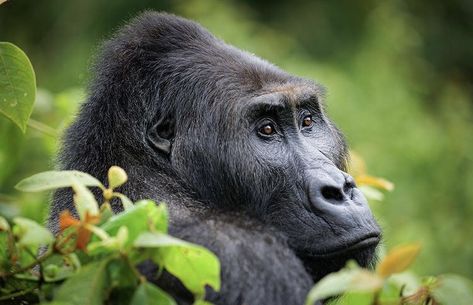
48,12,381,305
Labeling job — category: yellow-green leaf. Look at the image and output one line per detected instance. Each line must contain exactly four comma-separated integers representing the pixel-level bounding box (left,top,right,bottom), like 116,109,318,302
0,42,36,132
15,170,104,192
356,174,394,191
72,181,99,219
134,232,221,296
108,166,128,189
13,217,54,247
377,243,421,277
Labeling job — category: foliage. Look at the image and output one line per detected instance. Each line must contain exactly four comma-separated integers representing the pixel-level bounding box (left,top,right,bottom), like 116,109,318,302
1,166,220,304
306,245,473,305
0,42,36,132
1,1,473,304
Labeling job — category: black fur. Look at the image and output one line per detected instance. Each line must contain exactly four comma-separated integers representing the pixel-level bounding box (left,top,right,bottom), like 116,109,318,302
49,12,381,305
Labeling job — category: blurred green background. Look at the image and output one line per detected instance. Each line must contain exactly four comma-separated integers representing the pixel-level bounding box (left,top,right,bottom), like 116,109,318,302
1,0,472,279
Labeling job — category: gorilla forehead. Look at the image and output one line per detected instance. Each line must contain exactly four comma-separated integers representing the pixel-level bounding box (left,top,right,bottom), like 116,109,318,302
97,11,326,119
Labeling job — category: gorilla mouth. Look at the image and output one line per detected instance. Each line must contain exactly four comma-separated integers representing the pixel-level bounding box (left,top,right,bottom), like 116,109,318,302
308,233,380,258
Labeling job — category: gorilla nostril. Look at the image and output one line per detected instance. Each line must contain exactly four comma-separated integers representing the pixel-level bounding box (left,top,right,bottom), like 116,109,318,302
344,180,355,199
321,186,344,202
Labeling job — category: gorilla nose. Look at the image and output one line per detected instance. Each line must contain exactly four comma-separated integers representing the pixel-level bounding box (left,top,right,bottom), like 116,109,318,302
320,175,355,204
307,170,363,208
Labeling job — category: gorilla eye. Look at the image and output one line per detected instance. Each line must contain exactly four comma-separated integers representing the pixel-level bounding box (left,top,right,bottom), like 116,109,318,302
302,115,313,127
259,123,275,136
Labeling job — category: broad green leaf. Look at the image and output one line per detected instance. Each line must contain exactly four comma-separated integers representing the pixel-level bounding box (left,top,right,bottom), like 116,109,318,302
0,215,10,231
336,292,372,305
55,259,109,305
13,217,53,247
0,42,36,133
305,268,383,305
130,282,176,305
99,200,168,247
15,170,104,192
72,181,99,219
134,232,220,296
108,166,128,189
377,243,421,278
107,258,138,288
431,274,473,305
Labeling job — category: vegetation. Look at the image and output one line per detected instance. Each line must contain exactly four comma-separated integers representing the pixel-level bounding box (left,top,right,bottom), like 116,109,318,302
1,1,473,304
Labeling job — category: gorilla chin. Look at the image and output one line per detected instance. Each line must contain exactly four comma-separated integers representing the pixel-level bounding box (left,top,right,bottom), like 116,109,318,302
49,11,382,305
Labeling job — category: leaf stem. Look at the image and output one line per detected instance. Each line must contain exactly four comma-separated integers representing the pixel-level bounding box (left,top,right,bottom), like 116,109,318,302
27,118,58,137
0,247,53,279
0,286,37,301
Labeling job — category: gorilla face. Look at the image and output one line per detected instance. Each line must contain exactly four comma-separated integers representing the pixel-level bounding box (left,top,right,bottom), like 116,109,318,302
158,66,380,281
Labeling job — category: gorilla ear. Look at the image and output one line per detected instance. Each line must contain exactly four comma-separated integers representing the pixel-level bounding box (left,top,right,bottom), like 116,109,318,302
147,117,175,155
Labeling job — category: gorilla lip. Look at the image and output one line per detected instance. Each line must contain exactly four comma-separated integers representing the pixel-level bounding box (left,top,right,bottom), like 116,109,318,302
307,233,380,258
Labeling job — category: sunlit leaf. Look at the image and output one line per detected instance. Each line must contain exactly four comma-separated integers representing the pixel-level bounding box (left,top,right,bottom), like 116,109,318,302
130,282,176,305
108,166,128,189
113,193,134,210
356,174,394,191
377,243,421,278
0,215,10,231
134,232,221,296
87,226,128,255
55,259,109,305
13,217,54,247
98,200,168,248
431,274,473,305
348,151,367,177
15,170,104,192
305,268,383,305
72,181,99,219
0,42,36,132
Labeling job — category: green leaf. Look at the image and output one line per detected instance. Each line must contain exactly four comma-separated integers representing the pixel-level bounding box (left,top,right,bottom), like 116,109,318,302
107,258,138,288
431,274,473,305
134,232,221,296
0,215,10,231
55,259,110,305
13,217,54,247
108,166,128,189
15,170,104,192
98,200,168,248
130,282,176,305
72,181,99,219
305,268,383,305
113,193,134,210
87,226,128,255
193,301,214,305
0,42,36,132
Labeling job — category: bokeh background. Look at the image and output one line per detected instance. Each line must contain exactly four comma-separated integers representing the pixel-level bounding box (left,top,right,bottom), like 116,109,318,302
1,0,472,279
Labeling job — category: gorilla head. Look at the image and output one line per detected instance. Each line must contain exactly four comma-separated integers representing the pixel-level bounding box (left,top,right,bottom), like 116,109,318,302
50,12,381,305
